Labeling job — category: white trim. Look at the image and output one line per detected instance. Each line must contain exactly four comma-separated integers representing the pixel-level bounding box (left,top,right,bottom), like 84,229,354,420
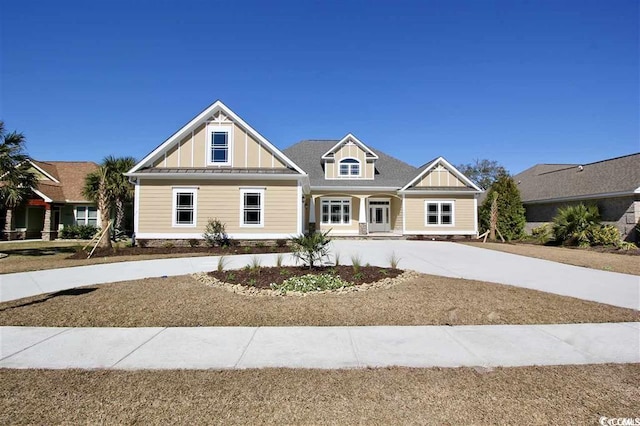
319,197,352,226
74,205,99,227
134,180,140,234
404,230,477,236
32,189,53,203
401,157,482,192
127,172,303,180
172,187,198,228
321,133,379,160
424,200,455,227
335,157,363,178
128,100,306,174
473,196,478,236
27,160,59,183
297,182,303,235
524,190,638,204
239,188,265,228
399,189,480,195
310,186,399,191
136,232,294,240
402,193,406,234
206,124,234,166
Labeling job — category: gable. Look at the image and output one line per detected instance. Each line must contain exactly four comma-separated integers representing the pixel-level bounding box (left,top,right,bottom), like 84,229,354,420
402,157,482,192
129,101,305,174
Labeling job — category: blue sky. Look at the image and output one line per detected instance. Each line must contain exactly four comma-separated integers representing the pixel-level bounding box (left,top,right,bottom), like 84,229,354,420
1,0,638,174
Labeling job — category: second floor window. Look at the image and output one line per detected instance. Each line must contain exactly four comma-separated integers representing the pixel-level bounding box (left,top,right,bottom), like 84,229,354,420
207,125,233,166
339,158,360,176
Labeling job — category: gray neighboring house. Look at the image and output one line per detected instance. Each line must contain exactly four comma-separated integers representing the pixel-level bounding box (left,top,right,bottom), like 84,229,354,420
514,153,640,242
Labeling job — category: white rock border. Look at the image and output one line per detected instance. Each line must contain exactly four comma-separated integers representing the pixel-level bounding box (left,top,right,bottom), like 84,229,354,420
192,270,421,297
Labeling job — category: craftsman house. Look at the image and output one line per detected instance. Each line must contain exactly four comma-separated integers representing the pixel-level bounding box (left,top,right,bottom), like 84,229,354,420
514,153,640,242
126,101,482,243
2,160,100,240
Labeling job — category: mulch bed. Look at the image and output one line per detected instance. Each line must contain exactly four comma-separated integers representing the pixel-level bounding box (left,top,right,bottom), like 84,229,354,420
67,245,291,259
208,265,403,289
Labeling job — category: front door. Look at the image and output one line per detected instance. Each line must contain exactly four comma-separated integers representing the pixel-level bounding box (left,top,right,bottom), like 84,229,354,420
368,200,390,232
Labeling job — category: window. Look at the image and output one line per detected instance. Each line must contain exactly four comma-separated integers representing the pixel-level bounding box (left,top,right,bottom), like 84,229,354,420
338,158,360,176
321,199,351,225
173,188,197,227
425,201,454,226
207,125,233,166
76,206,98,226
241,188,264,227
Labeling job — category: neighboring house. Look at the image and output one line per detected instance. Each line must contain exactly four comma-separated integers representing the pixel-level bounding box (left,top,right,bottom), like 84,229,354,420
2,160,99,240
514,153,640,242
126,101,482,244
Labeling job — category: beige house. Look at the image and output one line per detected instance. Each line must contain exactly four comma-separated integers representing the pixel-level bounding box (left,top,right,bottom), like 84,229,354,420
2,160,100,240
126,101,482,243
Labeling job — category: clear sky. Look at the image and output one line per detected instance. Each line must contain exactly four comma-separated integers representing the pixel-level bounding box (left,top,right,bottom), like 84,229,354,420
1,0,638,174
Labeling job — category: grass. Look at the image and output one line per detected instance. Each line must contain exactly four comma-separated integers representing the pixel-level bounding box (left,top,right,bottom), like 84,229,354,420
461,241,640,276
1,364,638,424
1,274,636,327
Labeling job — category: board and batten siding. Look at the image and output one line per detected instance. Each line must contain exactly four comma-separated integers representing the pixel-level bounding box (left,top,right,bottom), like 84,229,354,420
325,143,375,179
414,166,466,188
137,179,299,237
152,121,287,169
404,194,477,234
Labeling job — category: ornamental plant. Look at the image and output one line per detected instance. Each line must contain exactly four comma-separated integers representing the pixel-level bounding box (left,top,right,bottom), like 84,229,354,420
270,273,352,294
290,230,332,270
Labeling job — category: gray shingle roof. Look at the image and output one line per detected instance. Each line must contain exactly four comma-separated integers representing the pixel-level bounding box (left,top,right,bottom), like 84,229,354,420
283,140,418,188
514,153,640,202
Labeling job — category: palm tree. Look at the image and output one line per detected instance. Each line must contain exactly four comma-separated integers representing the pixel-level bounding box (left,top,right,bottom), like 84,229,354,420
0,121,37,234
103,156,136,236
82,156,137,248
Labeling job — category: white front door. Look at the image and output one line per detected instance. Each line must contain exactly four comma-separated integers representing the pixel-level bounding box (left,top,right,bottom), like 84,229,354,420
368,200,390,232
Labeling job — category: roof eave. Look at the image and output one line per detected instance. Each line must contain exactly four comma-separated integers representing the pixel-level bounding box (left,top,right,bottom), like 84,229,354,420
522,190,638,204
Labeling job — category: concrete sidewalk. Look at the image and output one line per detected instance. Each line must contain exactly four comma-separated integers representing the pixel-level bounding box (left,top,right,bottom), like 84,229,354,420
1,323,638,370
1,241,639,309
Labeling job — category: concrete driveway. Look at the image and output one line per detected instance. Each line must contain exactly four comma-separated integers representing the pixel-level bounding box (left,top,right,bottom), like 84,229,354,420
1,241,638,310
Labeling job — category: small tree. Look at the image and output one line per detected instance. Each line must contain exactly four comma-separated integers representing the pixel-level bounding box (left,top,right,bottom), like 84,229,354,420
83,166,111,248
203,218,229,247
479,174,525,241
290,230,332,270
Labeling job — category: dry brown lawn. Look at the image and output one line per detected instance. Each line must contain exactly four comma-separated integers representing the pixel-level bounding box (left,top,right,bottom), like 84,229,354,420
1,274,636,327
461,241,640,275
1,364,638,425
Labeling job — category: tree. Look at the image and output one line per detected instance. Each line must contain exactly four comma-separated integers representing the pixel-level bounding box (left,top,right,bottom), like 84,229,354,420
456,159,508,190
0,121,38,229
478,174,525,241
82,156,136,248
552,204,601,247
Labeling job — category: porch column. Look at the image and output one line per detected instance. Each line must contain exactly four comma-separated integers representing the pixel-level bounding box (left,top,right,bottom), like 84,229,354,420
309,196,316,233
358,196,367,235
41,204,52,241
3,208,12,240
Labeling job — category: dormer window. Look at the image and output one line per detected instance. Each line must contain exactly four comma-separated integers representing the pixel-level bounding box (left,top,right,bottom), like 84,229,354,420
339,158,360,177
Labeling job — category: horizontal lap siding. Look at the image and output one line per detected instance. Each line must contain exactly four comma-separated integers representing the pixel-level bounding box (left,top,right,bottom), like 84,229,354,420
138,179,298,235
404,195,476,233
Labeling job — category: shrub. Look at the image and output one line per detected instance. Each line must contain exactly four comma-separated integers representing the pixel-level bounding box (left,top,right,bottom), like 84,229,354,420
276,253,284,267
334,251,341,266
590,225,620,246
276,239,287,248
478,174,526,241
188,238,200,248
531,224,552,244
388,251,401,269
203,218,230,247
162,241,175,249
249,255,262,271
60,224,99,240
350,254,362,273
270,273,352,294
217,255,228,272
552,204,600,246
618,241,638,250
290,230,332,270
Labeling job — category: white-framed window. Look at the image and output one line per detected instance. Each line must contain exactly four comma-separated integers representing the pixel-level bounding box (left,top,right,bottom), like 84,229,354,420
240,188,264,227
321,198,351,225
76,206,98,227
425,201,454,226
338,158,361,177
172,188,197,227
206,124,233,166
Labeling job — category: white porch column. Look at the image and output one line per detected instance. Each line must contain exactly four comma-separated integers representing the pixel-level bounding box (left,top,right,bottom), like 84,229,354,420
309,196,316,224
358,196,367,235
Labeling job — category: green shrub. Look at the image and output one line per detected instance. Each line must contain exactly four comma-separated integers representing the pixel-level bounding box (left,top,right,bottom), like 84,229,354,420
162,241,175,249
290,230,332,270
531,224,552,244
478,174,526,241
270,273,352,294
203,218,230,247
552,204,601,246
590,225,620,246
60,224,99,240
618,241,638,250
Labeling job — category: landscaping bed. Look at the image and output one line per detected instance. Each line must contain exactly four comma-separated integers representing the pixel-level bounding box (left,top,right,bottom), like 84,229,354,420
67,244,290,259
207,265,403,290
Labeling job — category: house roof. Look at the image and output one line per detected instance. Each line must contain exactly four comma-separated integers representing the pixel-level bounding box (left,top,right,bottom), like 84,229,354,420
30,161,99,203
284,140,419,188
514,153,640,203
400,156,482,192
